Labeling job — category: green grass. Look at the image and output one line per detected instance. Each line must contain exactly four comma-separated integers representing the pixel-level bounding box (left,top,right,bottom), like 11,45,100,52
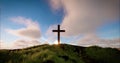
0,44,120,63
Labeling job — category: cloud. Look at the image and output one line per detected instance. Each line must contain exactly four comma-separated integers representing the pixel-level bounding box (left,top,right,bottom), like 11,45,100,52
45,24,57,43
75,34,120,48
49,0,63,11
0,40,4,49
12,39,40,49
50,0,119,36
1,17,42,49
0,39,40,49
46,24,57,36
0,40,13,49
48,0,120,48
7,16,41,39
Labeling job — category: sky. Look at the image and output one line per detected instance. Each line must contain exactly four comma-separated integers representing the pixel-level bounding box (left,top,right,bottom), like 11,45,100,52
0,0,120,49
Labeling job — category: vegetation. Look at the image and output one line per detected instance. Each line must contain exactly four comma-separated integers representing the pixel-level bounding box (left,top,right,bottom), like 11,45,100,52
0,44,120,63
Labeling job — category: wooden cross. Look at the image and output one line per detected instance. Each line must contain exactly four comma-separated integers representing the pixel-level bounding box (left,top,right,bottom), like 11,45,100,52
52,25,65,45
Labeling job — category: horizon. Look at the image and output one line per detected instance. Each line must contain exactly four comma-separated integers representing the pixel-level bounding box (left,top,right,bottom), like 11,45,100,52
0,0,120,49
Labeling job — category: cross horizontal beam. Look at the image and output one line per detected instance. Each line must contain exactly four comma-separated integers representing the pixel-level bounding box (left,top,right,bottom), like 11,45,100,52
52,30,65,32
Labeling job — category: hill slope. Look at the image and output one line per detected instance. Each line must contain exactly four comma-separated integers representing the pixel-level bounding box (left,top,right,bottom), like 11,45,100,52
0,44,120,63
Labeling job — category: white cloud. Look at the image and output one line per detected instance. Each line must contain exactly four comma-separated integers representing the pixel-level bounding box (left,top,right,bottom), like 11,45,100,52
7,16,41,39
0,40,4,49
48,0,120,48
0,39,40,49
0,40,13,49
0,16,41,49
12,39,40,49
45,24,58,43
46,24,57,36
76,34,120,48
49,0,63,11
50,0,119,36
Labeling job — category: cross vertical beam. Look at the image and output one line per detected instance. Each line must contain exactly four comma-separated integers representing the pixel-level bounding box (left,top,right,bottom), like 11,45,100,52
58,25,60,44
52,25,65,45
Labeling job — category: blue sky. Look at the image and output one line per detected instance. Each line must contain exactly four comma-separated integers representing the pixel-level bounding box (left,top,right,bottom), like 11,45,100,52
97,21,120,39
0,0,119,49
1,0,63,31
0,0,64,42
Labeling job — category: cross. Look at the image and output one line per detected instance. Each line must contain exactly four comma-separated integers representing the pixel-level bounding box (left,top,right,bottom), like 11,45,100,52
52,25,65,45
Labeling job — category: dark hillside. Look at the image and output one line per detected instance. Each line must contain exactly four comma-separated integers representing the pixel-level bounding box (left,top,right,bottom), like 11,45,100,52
0,44,120,63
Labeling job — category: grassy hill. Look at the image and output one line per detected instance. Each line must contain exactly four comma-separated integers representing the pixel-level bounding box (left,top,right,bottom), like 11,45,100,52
0,44,120,63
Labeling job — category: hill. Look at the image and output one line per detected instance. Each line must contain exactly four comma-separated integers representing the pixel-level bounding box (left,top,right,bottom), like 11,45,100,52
0,44,120,63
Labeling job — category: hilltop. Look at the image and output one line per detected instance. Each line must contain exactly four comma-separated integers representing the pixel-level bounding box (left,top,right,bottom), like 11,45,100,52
0,44,120,63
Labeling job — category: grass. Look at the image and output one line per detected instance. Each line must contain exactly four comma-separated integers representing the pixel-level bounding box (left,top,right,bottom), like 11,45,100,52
0,44,120,63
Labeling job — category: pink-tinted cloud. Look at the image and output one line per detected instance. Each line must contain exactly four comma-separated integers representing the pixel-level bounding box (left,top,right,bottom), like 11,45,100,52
76,34,120,48
45,24,57,43
0,40,13,49
7,16,41,39
0,39,40,49
12,39,40,49
48,0,120,48
50,0,119,36
49,0,63,11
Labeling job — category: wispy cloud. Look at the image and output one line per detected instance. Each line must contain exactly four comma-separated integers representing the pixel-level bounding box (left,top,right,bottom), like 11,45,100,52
6,16,41,39
76,34,120,48
12,39,40,49
0,16,41,49
45,24,57,42
0,40,13,49
50,0,119,36
0,39,40,49
48,0,120,48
